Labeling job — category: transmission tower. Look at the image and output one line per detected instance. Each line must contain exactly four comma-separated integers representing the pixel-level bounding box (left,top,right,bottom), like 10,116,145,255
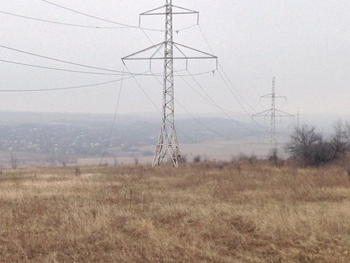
253,77,293,152
122,0,217,167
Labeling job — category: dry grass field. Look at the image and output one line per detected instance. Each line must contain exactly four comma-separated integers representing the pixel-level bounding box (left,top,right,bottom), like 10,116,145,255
0,161,349,262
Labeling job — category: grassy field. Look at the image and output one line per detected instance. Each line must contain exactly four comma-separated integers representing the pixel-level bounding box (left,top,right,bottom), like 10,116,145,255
0,162,349,262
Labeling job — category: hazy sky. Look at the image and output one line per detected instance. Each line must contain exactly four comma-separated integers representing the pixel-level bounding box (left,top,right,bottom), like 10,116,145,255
0,0,349,121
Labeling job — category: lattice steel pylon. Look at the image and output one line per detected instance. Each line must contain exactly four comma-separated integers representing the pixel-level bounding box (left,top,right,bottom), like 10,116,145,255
122,0,217,167
154,1,178,167
253,77,293,152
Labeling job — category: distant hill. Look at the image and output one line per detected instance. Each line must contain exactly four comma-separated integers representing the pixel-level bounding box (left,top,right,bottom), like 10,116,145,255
0,112,262,155
0,111,345,167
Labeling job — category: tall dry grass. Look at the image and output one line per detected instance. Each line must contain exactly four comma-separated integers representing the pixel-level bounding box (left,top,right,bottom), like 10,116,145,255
0,162,349,262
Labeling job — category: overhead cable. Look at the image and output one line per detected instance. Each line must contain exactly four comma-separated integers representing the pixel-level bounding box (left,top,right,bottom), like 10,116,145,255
0,10,126,29
183,69,265,134
123,65,161,113
140,27,264,138
0,43,121,73
0,78,129,93
149,70,235,140
0,56,216,77
139,27,262,134
1,9,197,33
198,25,258,113
99,66,125,164
0,58,123,75
42,0,162,32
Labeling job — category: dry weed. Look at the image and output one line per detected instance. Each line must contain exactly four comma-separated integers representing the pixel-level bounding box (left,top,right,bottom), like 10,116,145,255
0,163,349,262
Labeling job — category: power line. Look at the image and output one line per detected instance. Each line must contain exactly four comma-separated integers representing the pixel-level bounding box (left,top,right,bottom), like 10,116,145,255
145,23,251,120
152,25,268,138
0,43,121,73
194,31,253,118
198,25,258,113
0,58,124,75
0,78,128,93
150,69,256,140
124,4,266,156
174,98,229,140
174,94,265,141
174,24,198,34
0,51,215,77
92,68,230,157
123,65,161,113
42,0,164,32
120,68,226,158
141,27,250,129
216,69,252,117
179,70,218,106
0,9,198,33
1,9,199,34
42,0,138,28
140,25,264,139
0,10,127,29
197,25,271,133
150,70,227,138
183,69,262,133
99,66,125,164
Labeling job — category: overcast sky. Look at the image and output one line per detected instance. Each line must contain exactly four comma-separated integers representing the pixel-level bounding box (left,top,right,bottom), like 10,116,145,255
0,0,349,122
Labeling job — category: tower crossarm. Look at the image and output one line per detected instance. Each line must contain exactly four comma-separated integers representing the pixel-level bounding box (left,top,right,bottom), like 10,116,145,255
122,42,217,62
275,109,294,117
139,4,199,26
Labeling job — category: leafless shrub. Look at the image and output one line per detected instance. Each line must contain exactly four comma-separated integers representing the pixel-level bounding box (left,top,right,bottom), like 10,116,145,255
193,155,202,163
285,124,347,167
237,152,258,165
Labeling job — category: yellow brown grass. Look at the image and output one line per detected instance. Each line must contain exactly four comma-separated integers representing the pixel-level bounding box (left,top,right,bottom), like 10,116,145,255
0,162,349,262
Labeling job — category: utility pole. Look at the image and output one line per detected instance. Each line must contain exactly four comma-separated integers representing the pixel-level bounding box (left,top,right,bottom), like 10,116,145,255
122,0,217,167
253,77,293,153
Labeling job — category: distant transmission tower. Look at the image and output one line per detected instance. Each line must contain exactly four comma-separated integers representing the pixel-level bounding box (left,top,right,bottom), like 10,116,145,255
253,77,293,152
122,0,217,167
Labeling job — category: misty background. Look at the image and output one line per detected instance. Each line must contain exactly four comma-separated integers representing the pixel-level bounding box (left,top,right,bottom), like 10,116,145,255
0,0,349,165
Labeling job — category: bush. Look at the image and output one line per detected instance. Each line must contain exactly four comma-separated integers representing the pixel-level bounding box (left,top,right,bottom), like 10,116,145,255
193,155,202,163
285,124,347,166
236,152,258,165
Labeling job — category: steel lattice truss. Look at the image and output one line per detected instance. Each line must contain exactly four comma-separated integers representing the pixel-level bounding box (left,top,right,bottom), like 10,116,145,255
122,0,217,167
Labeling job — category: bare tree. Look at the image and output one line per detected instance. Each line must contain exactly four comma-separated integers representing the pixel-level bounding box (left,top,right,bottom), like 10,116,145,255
330,120,348,160
286,125,322,158
342,120,350,150
193,155,202,163
285,124,347,166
